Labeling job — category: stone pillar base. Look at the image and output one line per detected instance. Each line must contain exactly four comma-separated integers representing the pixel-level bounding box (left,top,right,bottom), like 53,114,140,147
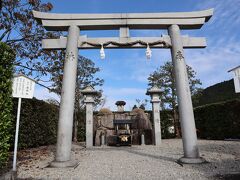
178,157,206,164
49,160,78,168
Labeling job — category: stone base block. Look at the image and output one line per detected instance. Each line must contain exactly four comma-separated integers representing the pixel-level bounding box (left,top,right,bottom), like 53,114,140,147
178,157,206,164
49,160,79,168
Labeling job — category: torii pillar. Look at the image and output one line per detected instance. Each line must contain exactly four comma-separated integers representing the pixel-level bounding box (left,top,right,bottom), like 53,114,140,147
168,25,205,163
51,25,80,167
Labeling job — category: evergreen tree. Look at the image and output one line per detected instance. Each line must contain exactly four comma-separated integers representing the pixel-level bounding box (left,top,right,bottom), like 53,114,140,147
148,61,201,137
50,55,104,142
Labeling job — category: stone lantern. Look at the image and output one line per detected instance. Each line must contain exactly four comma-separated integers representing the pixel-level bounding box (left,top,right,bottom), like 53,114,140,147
115,101,126,112
81,86,99,148
146,86,162,146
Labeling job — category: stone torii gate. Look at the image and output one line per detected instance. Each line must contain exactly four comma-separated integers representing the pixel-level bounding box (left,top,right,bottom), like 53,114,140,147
33,9,213,167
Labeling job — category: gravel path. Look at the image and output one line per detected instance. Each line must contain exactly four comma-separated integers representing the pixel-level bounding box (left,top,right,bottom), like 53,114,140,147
15,139,240,180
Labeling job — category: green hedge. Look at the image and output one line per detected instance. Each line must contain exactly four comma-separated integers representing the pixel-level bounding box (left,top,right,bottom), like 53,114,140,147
77,110,86,142
7,98,239,154
141,110,175,139
194,100,240,140
11,98,59,149
160,110,175,139
0,43,15,168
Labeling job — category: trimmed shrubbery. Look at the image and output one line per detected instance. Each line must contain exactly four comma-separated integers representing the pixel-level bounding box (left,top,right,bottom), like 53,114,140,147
193,79,240,107
8,98,240,152
11,98,59,149
194,100,240,140
0,42,15,168
145,110,175,139
2,90,239,165
160,110,176,139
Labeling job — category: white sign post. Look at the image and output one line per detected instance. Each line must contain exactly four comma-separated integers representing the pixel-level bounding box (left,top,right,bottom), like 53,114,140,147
12,75,35,172
228,66,240,93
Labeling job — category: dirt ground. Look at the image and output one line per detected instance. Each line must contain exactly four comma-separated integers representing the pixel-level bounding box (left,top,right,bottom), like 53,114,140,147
1,139,240,180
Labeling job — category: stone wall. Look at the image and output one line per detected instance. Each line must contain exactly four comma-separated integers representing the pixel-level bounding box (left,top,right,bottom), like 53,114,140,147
94,108,153,146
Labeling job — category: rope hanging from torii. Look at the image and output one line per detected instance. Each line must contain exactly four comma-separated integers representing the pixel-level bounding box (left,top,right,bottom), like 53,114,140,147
81,39,170,47
81,39,170,60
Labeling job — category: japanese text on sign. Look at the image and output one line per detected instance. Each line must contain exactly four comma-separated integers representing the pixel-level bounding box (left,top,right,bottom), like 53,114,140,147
12,75,35,99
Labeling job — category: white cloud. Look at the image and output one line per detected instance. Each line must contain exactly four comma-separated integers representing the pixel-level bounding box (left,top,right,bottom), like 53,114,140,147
196,0,240,45
125,1,240,88
182,0,240,87
102,87,148,111
102,96,137,111
126,49,171,83
185,44,240,87
103,87,146,97
34,84,59,102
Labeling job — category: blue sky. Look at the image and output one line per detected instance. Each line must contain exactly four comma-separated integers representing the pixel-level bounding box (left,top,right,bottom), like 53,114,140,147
35,0,240,110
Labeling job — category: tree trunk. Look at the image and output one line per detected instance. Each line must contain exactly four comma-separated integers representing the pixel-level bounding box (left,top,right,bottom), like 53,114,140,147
173,108,181,138
73,111,78,143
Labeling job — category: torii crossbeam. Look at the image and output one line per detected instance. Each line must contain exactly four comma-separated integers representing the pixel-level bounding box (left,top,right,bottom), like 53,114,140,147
33,9,213,167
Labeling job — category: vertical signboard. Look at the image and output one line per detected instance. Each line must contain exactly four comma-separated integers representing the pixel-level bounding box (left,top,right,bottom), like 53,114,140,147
228,66,240,93
233,68,240,93
12,75,35,99
12,75,35,171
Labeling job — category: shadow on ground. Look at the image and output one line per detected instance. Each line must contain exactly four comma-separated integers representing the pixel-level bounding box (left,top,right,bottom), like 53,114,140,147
199,141,240,155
